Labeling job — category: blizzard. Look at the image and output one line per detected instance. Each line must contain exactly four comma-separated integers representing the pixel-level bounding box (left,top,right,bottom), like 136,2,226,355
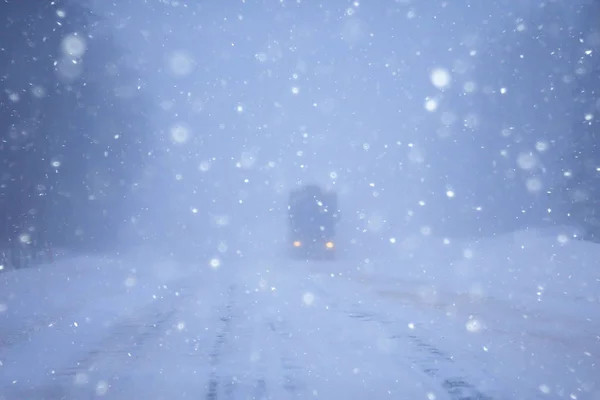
1,226,598,400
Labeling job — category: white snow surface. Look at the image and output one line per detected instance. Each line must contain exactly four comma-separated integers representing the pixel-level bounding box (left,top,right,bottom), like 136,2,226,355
0,226,598,399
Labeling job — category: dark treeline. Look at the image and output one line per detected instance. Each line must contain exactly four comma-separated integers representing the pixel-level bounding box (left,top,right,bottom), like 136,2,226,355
564,0,600,241
1,0,152,266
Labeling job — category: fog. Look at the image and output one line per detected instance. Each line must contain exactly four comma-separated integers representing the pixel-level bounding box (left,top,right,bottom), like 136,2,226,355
1,0,599,263
2,2,600,397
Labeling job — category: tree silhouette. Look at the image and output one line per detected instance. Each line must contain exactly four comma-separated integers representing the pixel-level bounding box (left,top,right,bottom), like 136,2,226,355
562,0,600,240
1,0,152,266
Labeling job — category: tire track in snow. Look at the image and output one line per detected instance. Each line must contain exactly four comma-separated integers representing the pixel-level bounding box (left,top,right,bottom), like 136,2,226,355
208,272,310,399
404,334,495,400
4,289,187,399
204,284,237,400
345,300,496,400
208,285,300,400
307,269,499,399
266,319,307,396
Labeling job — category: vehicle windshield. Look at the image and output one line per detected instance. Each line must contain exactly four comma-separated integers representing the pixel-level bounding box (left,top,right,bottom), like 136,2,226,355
289,190,335,233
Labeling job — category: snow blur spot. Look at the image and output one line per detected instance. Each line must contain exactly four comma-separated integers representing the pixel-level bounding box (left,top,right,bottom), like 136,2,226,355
259,278,268,290
353,367,360,374
389,237,396,244
463,248,474,259
446,190,455,198
420,226,432,236
535,141,549,152
51,160,61,168
517,152,537,170
177,322,185,331
453,59,469,74
557,234,569,244
31,86,46,98
250,351,261,362
408,322,415,329
19,234,31,244
56,9,66,18
539,384,551,394
217,241,228,253
255,52,267,62
0,303,7,313
408,146,425,163
55,57,84,81
168,51,195,76
209,258,221,269
427,393,437,400
463,113,479,129
468,283,485,301
341,17,365,44
526,177,543,193
466,317,483,333
424,98,438,112
430,68,451,89
213,215,230,227
236,104,244,113
500,87,507,94
366,214,385,232
291,86,300,94
160,100,174,111
124,276,136,288
199,161,211,172
463,81,477,93
441,111,457,126
74,372,89,385
96,380,109,396
61,34,87,58
170,123,190,143
303,292,315,306
239,151,257,169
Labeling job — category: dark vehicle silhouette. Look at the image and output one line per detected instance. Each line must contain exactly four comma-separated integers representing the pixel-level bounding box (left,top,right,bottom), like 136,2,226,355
287,184,340,260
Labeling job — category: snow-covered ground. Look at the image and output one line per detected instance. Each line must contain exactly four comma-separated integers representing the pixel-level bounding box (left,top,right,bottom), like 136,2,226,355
0,227,598,399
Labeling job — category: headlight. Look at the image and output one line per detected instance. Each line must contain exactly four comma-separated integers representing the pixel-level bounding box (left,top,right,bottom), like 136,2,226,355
325,241,334,249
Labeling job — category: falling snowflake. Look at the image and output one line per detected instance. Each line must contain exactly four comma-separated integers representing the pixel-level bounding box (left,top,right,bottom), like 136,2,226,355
430,68,451,89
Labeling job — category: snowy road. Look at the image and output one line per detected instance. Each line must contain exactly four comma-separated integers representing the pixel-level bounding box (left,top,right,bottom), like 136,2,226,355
1,236,598,399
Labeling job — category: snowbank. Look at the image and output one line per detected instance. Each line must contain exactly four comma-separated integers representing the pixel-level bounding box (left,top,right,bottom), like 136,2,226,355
313,226,599,398
348,226,599,312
